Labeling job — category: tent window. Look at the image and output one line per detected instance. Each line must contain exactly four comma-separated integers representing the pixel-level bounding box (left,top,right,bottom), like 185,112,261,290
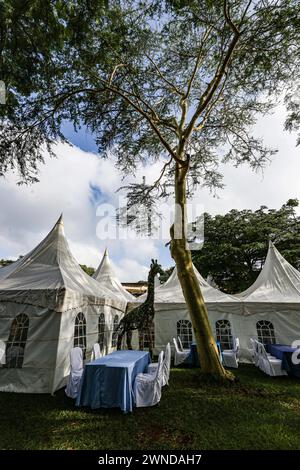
177,320,193,349
98,313,106,353
6,313,29,368
138,321,155,350
111,315,119,348
256,320,276,346
216,319,233,350
74,312,87,358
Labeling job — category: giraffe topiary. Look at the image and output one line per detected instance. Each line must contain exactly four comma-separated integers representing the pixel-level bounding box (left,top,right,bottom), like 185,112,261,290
117,259,164,357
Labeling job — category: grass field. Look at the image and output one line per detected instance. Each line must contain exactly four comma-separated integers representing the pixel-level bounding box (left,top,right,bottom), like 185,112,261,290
1,364,300,450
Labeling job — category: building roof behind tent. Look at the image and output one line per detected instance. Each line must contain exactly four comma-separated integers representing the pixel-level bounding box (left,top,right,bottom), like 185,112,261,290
93,248,135,302
234,240,300,303
138,263,238,304
0,215,122,304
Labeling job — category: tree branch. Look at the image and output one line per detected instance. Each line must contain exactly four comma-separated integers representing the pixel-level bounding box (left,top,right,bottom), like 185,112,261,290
145,53,184,97
223,0,240,35
184,4,242,140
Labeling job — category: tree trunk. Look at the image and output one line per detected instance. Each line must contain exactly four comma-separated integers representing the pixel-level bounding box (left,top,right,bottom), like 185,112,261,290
171,161,233,381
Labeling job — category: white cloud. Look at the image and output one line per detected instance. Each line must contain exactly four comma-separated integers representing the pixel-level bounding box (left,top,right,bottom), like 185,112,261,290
0,105,299,281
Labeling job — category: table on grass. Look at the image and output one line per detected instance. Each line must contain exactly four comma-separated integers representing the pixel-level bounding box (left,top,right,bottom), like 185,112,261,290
267,344,300,378
76,350,151,412
188,341,223,367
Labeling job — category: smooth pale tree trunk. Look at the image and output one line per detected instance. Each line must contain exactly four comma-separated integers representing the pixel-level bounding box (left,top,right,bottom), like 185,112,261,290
170,162,233,381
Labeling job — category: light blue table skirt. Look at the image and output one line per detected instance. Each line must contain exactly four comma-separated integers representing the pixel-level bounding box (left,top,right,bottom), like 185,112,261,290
76,350,150,412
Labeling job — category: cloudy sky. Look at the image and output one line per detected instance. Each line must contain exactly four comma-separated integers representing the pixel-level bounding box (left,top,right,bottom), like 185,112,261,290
0,104,299,281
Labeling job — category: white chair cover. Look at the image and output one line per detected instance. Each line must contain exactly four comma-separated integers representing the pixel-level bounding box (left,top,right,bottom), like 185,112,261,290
249,338,257,365
134,351,164,407
163,343,171,386
177,336,184,351
222,337,239,369
0,340,6,365
257,342,287,377
147,342,172,386
92,343,101,360
65,347,84,398
173,337,190,366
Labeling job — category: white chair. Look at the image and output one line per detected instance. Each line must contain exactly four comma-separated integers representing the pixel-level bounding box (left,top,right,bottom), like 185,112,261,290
92,343,101,360
249,338,257,365
65,347,84,398
257,342,287,377
0,340,6,365
222,337,239,369
177,336,183,351
177,336,189,353
173,337,190,366
147,342,171,386
134,351,164,407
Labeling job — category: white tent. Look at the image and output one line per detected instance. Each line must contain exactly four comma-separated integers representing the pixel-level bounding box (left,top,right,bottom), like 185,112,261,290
236,241,300,302
0,216,126,394
93,248,135,302
136,264,242,356
146,245,300,361
231,241,300,349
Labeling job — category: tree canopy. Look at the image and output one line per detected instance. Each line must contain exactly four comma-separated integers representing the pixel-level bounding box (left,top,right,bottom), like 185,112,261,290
192,199,300,293
1,0,300,188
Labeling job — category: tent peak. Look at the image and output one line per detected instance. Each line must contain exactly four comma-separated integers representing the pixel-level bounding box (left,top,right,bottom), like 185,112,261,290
56,213,64,226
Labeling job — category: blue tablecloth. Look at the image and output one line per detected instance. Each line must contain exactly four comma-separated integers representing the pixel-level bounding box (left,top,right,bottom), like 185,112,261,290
188,341,223,367
268,344,296,360
76,350,150,412
267,344,300,378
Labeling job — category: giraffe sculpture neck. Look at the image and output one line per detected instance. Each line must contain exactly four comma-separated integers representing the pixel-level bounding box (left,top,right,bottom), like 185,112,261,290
145,269,156,305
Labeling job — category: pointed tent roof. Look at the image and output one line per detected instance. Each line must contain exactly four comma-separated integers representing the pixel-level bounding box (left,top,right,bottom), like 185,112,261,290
93,248,134,302
0,215,126,309
234,241,300,303
139,263,238,304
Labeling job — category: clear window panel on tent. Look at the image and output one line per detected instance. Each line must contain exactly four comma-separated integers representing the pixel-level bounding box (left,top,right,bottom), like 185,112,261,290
216,319,233,350
256,320,276,346
74,312,87,358
111,314,119,348
6,313,29,368
177,319,193,349
98,313,106,353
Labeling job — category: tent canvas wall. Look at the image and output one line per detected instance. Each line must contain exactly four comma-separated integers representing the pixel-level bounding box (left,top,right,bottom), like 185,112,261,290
0,216,127,393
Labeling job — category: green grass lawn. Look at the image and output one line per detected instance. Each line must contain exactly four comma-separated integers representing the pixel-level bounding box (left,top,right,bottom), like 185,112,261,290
1,364,300,450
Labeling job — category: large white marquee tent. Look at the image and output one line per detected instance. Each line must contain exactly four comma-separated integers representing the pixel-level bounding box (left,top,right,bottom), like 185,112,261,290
138,242,300,360
232,241,300,352
0,216,126,394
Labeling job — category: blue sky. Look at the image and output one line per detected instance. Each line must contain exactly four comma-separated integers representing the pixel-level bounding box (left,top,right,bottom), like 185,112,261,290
0,105,299,281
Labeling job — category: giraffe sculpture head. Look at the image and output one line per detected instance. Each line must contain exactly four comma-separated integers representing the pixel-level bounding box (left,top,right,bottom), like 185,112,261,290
149,258,164,281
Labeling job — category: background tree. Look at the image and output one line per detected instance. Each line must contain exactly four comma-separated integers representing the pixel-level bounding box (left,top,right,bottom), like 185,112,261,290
0,259,14,268
80,264,96,277
192,199,300,293
1,0,300,380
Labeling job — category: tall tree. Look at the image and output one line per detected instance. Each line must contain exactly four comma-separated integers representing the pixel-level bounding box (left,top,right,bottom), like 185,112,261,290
1,1,300,380
192,199,300,293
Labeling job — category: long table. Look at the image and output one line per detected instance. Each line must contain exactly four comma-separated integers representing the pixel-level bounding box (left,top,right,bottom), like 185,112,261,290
268,344,300,378
76,350,151,412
